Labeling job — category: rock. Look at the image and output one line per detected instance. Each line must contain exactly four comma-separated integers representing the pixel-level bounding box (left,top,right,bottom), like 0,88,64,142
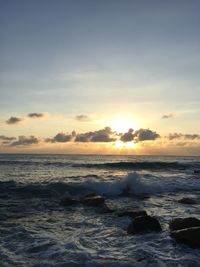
84,192,98,198
178,198,197,204
99,204,114,214
169,217,200,231
81,195,105,207
127,215,162,234
60,197,79,206
171,226,200,248
118,209,147,219
194,169,200,174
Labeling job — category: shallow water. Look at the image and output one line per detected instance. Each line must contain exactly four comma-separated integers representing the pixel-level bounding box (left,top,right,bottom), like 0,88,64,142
0,154,200,267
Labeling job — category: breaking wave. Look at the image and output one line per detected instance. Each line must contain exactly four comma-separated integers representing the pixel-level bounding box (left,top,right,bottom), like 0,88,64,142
1,172,199,200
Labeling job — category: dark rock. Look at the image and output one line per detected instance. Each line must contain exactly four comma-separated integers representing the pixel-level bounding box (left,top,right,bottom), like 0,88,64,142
99,204,114,214
169,217,200,231
171,226,200,248
178,198,197,204
127,215,162,234
84,192,98,198
118,209,147,219
60,197,79,206
194,169,200,174
81,195,105,207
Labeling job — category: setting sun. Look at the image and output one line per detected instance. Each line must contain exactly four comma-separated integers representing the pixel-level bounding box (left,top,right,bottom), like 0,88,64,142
110,116,138,133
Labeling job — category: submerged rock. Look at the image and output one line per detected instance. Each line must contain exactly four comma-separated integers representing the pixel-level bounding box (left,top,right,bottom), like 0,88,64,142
60,197,79,206
171,227,200,248
81,195,105,207
178,198,197,204
127,215,162,234
169,217,200,231
118,209,147,219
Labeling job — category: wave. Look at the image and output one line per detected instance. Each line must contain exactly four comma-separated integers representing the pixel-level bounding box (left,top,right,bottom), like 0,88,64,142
72,161,199,171
0,159,199,171
1,172,199,200
83,172,200,196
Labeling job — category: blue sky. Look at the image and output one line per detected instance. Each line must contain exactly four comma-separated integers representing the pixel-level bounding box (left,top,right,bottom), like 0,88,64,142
0,0,200,154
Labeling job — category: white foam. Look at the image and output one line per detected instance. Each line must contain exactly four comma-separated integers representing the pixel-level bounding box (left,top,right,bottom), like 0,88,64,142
84,172,200,196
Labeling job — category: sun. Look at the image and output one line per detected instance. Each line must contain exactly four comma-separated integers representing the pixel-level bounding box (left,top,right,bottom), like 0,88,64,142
110,116,138,133
114,140,135,149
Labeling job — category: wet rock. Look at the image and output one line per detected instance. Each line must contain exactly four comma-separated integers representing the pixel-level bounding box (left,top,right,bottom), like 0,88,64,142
178,198,197,204
60,197,79,206
171,227,200,248
99,204,114,214
118,209,147,219
169,217,200,231
127,215,162,234
81,195,105,207
194,169,200,174
83,192,98,198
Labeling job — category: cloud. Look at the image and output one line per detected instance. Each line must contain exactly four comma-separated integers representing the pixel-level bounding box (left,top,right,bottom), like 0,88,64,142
10,136,39,146
120,128,134,142
6,116,23,125
46,131,76,143
168,133,200,140
0,135,16,141
28,113,45,118
0,135,16,145
162,113,175,119
75,127,116,142
133,129,160,142
75,115,91,121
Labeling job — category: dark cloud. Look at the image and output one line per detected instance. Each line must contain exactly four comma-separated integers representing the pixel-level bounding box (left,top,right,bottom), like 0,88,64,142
0,135,16,145
120,128,134,142
133,129,160,142
28,113,45,118
10,136,39,146
46,132,75,143
75,115,90,121
0,135,16,141
168,133,200,140
162,113,175,119
6,116,23,125
75,127,116,142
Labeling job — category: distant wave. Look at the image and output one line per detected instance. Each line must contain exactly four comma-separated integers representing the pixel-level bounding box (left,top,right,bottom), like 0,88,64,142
72,161,199,170
0,159,199,171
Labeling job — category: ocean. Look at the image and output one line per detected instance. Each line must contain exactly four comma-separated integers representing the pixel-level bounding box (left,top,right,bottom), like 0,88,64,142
0,154,199,267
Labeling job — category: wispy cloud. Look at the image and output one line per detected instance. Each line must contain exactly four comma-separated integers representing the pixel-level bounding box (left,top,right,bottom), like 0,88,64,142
167,133,200,140
162,113,175,119
28,112,46,118
75,115,91,122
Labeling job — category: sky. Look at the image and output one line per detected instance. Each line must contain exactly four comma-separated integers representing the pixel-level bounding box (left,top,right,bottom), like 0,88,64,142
0,0,200,155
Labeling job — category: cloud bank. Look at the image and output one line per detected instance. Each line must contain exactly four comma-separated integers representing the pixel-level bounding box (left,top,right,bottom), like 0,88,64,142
10,136,39,146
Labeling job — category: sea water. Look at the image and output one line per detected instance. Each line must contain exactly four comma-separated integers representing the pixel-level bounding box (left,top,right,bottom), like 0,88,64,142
0,154,200,267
